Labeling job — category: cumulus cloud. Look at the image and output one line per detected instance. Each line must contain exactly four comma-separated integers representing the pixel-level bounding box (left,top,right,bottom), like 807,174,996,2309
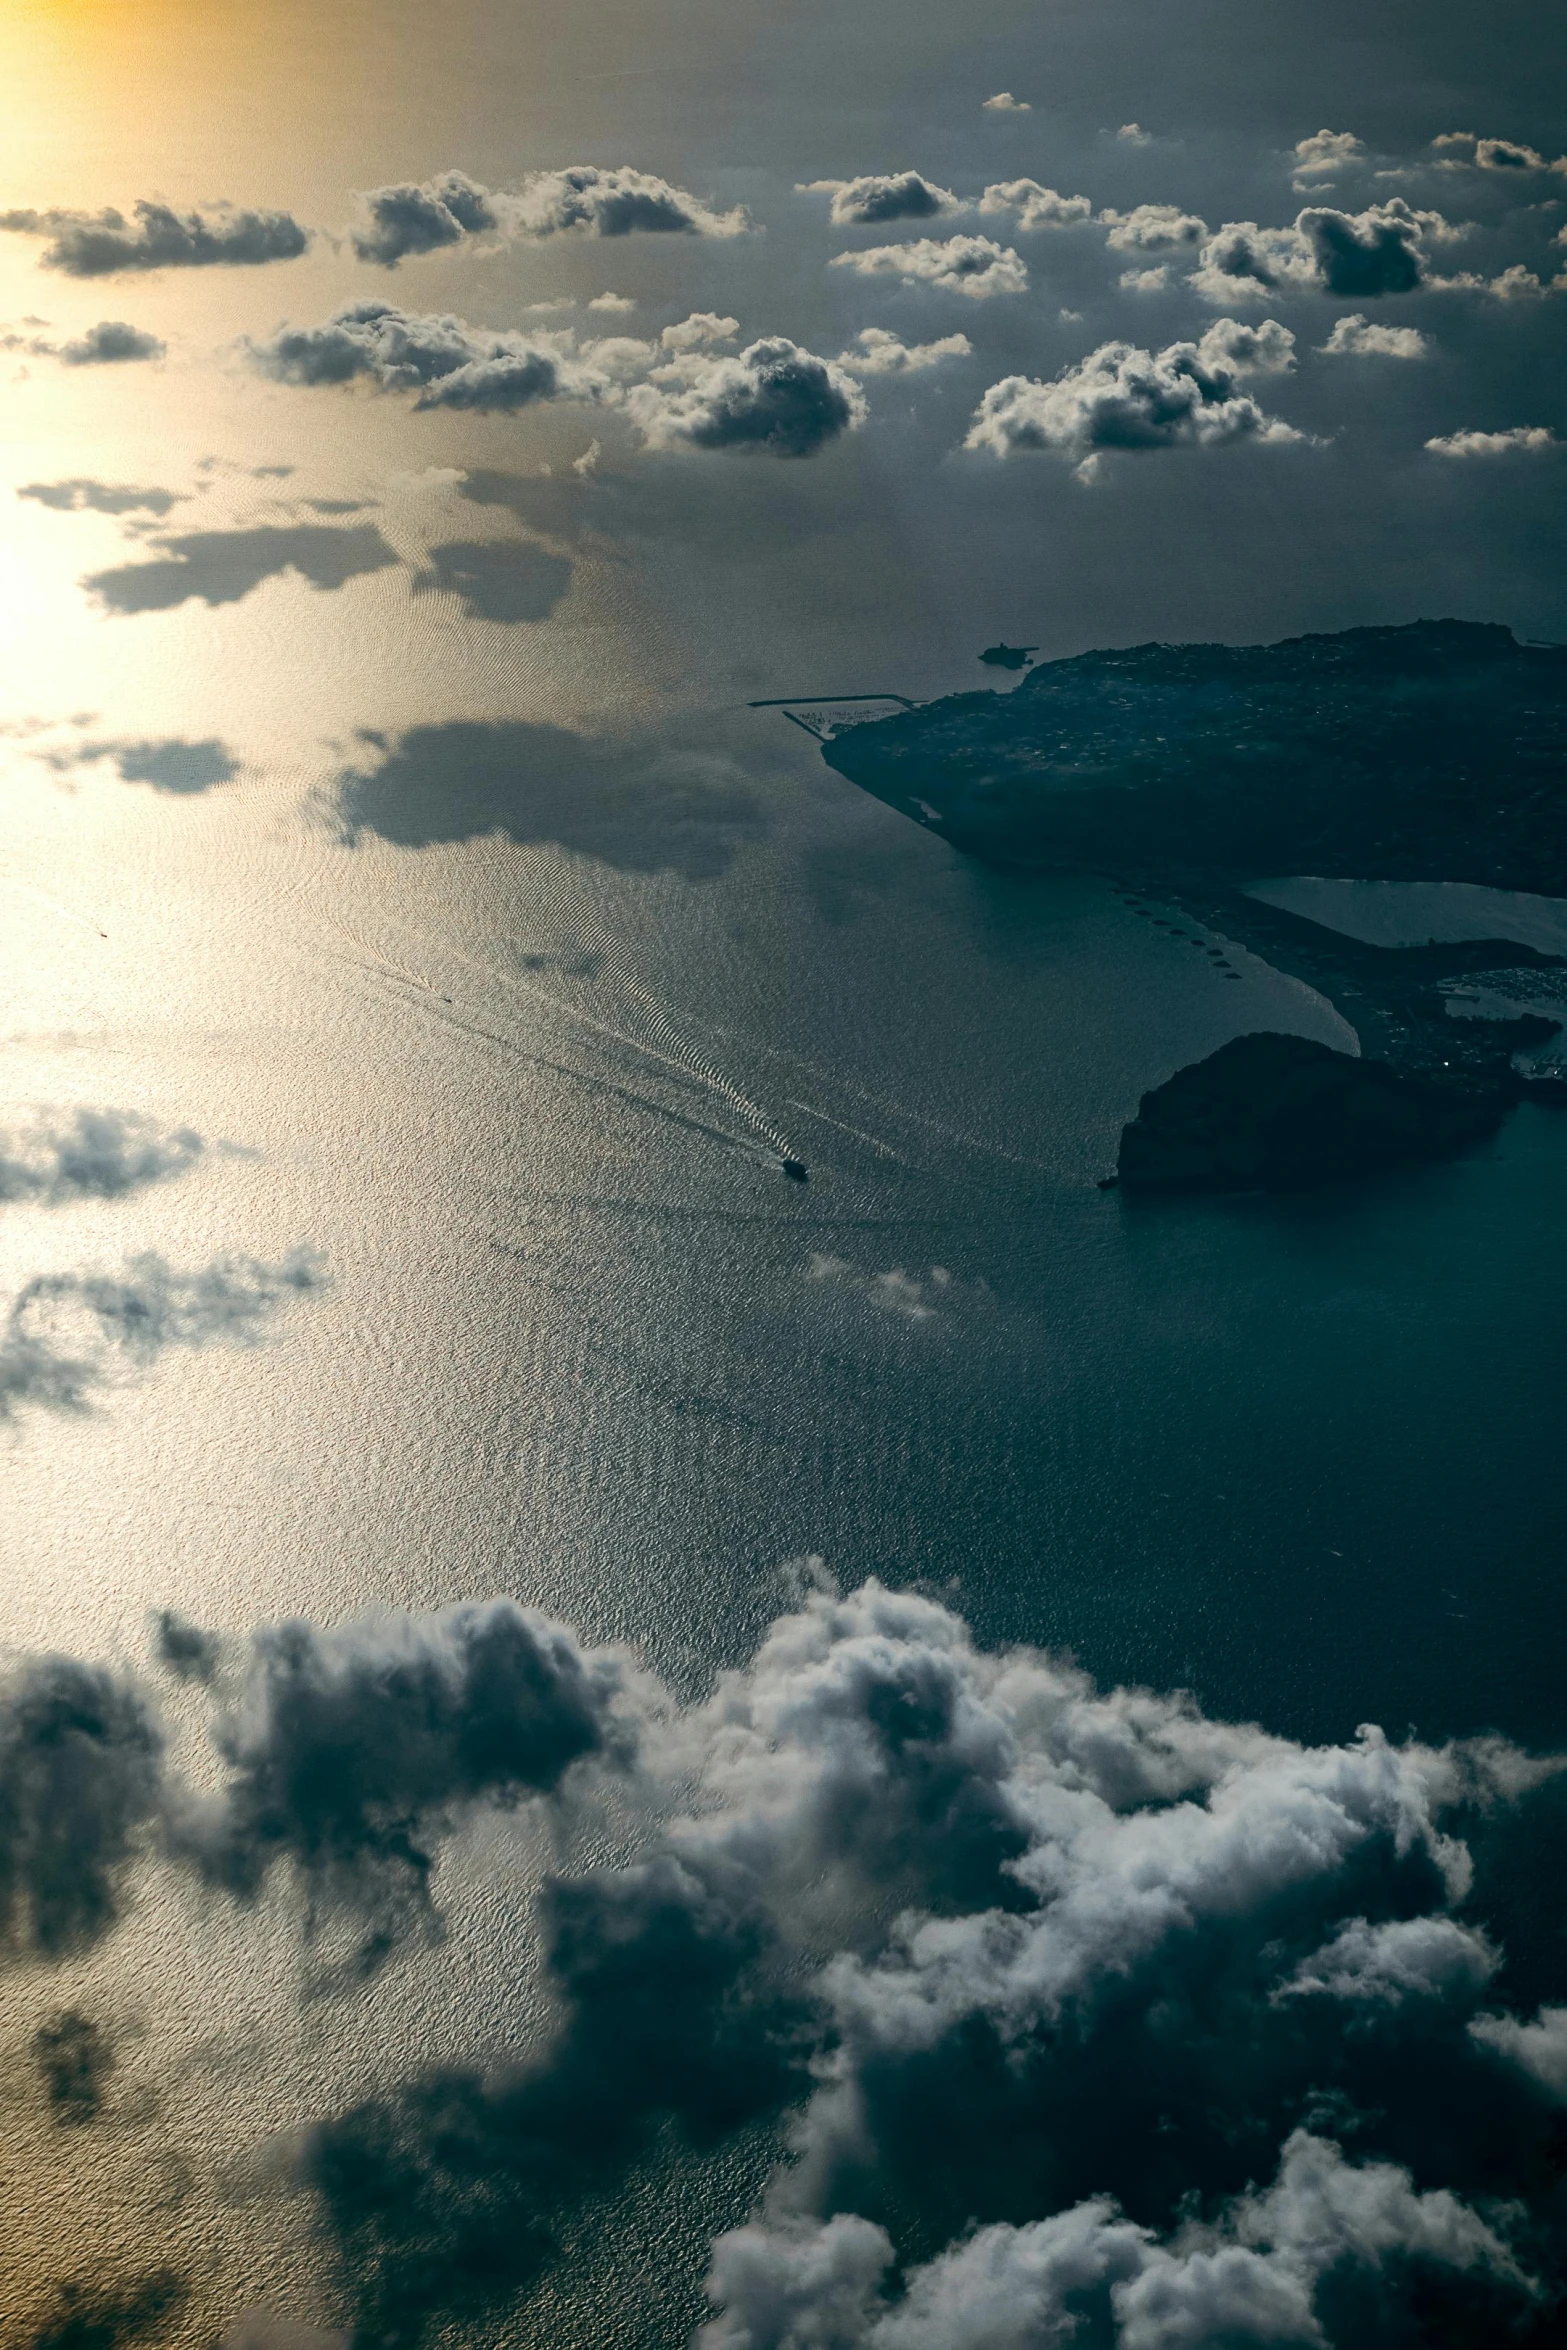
1191,199,1454,302
965,321,1300,472
350,169,501,265
1470,2004,1567,2098
349,165,746,263
0,1110,202,1203
291,1575,1565,2344
1120,266,1170,293
800,172,958,226
1101,203,1208,253
0,1248,327,1420
699,2131,1525,2349
830,234,1027,298
58,318,165,364
249,299,610,412
805,1255,991,1317
625,336,866,456
1291,128,1367,188
0,1655,162,1955
1277,1914,1498,2004
0,199,308,275
1320,312,1428,356
170,1601,632,1959
1483,264,1566,300
1434,131,1566,174
1426,425,1560,456
833,327,971,374
982,92,1030,112
978,179,1093,231
658,310,738,350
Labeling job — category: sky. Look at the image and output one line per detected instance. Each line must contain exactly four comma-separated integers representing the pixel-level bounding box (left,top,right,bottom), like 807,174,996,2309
0,1,1565,2347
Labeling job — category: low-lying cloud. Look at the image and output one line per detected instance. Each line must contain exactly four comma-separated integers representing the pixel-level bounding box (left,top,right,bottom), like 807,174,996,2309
0,199,308,275
0,1247,327,1420
0,1109,203,1203
1426,425,1559,457
0,1655,162,1955
1320,313,1428,357
249,300,608,412
170,1601,633,1960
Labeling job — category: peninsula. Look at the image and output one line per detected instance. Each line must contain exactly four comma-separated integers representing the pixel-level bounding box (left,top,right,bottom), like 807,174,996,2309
823,621,1567,1190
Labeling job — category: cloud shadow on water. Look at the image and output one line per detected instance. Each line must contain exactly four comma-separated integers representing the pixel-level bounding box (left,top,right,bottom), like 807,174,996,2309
83,524,398,613
333,719,764,879
410,538,572,624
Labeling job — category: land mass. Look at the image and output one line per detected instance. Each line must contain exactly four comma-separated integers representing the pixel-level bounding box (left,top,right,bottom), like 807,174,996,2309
823,620,1567,1188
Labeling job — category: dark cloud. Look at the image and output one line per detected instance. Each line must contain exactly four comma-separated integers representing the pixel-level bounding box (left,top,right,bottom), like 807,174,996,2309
0,1656,162,1956
293,1578,1567,2346
348,166,745,264
799,171,957,225
151,1609,221,1684
170,1600,631,1960
57,319,164,364
0,1109,203,1203
0,199,308,276
966,321,1301,474
351,170,499,265
0,1247,328,1421
626,337,866,456
410,538,572,623
1191,199,1452,301
18,479,182,515
249,301,605,414
33,2011,113,2124
332,718,764,878
83,524,399,613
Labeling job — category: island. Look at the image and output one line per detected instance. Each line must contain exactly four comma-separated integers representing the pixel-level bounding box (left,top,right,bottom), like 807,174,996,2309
822,620,1567,1191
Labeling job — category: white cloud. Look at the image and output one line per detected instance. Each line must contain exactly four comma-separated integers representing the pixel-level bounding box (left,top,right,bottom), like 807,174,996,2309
587,291,636,313
1278,1915,1498,2004
1319,312,1428,356
1119,266,1170,293
701,2132,1526,2350
833,327,972,374
1291,128,1367,189
1471,2004,1567,2097
1426,425,1560,456
1100,203,1208,253
1116,122,1152,145
965,322,1300,473
831,234,1028,298
978,179,1093,231
982,92,1030,112
625,336,867,456
350,165,748,264
659,311,739,350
